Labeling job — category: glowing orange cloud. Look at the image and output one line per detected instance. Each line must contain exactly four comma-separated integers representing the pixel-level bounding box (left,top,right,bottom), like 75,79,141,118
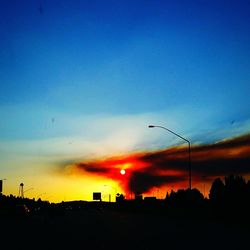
62,133,250,198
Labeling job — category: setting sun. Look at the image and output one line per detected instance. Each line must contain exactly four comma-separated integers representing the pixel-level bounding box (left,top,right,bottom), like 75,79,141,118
120,169,126,175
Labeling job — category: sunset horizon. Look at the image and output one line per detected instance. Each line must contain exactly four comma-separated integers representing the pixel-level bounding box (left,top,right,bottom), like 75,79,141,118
1,2,250,249
1,131,250,203
1,0,250,204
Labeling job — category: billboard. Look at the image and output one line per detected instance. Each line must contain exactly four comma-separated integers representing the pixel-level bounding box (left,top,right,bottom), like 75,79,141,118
93,192,101,201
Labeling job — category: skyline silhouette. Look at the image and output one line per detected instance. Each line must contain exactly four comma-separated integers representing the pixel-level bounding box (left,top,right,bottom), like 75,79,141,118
1,132,250,202
1,0,250,205
1,174,250,249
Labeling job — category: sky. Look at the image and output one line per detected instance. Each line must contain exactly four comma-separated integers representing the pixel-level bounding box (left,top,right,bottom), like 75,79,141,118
0,0,250,202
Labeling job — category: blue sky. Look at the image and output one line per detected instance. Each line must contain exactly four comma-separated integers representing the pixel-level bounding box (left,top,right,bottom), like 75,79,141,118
1,0,250,201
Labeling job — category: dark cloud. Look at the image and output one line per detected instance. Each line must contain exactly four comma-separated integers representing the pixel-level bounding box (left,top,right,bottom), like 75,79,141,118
67,133,250,195
136,133,250,177
130,171,186,194
77,163,110,174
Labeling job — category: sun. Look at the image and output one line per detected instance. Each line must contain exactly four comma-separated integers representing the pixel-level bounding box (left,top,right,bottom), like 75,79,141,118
120,169,126,175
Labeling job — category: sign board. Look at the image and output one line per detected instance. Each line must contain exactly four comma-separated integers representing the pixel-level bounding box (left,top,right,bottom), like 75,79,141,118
93,192,101,201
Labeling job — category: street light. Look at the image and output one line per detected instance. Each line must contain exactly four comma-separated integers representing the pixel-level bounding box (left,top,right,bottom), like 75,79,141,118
148,125,192,190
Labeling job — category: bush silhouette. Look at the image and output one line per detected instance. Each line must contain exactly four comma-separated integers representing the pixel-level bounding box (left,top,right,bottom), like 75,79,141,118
209,177,225,202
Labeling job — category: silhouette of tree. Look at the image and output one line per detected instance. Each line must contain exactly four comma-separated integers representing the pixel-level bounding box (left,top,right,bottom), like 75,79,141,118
186,188,204,202
209,175,250,223
116,193,125,202
224,175,247,202
167,188,203,206
165,192,169,200
209,177,225,202
247,180,250,195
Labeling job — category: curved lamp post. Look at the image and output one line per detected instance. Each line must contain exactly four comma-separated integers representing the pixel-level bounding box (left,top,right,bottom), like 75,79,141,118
148,125,192,190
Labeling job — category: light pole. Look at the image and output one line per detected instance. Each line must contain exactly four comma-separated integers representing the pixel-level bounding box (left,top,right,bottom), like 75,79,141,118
148,125,192,190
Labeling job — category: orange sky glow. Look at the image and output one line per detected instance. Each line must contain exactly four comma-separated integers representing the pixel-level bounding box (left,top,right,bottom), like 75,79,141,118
62,133,250,199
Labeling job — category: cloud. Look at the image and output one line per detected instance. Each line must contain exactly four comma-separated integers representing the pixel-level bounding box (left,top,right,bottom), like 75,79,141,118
130,171,186,194
64,133,250,196
2,104,250,198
